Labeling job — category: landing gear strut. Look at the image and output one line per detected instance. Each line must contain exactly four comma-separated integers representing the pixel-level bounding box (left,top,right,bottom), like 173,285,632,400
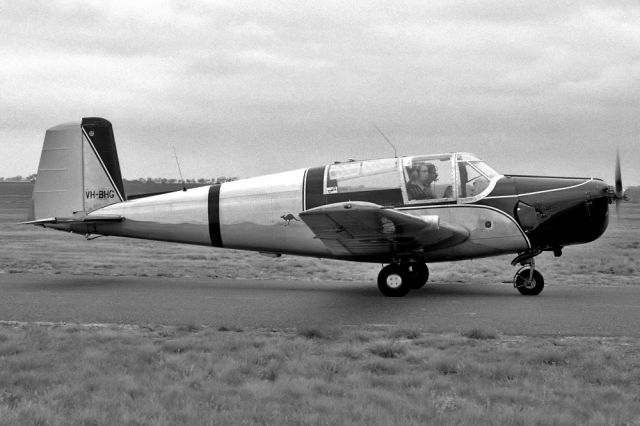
511,252,544,296
377,261,429,297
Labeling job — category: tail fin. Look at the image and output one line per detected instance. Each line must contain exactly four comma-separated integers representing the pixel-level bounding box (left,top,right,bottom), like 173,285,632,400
30,117,126,220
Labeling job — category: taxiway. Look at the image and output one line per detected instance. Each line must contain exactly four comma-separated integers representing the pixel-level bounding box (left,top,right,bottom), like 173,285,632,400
1,273,638,336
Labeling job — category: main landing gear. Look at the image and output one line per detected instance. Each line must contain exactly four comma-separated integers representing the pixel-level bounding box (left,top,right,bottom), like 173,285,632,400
511,251,544,296
377,261,429,297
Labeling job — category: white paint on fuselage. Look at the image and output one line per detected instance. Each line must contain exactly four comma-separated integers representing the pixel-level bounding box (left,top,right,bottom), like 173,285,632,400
90,169,329,255
398,205,529,261
219,168,329,256
92,186,210,245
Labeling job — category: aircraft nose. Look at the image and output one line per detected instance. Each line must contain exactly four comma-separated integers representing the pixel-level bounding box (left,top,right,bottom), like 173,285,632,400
592,179,614,207
585,179,610,240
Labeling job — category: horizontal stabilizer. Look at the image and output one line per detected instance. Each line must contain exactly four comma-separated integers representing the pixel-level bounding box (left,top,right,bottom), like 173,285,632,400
22,215,124,227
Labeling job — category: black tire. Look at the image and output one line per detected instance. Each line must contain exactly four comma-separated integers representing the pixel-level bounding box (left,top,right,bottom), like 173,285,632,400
377,264,411,297
407,262,429,289
514,268,544,296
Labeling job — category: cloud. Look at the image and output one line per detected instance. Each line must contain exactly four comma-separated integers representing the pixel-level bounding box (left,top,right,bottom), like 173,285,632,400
1,0,639,183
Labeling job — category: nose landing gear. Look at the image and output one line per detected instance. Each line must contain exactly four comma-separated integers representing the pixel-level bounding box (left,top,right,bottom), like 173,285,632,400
377,261,430,297
511,251,544,296
513,267,544,295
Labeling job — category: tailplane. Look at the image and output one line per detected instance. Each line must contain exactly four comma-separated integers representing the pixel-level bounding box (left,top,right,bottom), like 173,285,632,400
30,117,126,221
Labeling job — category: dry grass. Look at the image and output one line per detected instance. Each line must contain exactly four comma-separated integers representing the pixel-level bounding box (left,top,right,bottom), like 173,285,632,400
0,322,639,425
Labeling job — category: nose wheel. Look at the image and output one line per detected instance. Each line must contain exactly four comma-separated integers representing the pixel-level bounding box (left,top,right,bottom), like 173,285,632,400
513,266,544,295
511,251,545,296
377,262,429,297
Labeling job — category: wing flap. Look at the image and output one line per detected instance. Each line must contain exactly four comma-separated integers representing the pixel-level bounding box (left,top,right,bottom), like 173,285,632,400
299,201,468,257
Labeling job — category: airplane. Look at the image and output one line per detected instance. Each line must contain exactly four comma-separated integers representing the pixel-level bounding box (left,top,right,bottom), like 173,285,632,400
25,117,626,297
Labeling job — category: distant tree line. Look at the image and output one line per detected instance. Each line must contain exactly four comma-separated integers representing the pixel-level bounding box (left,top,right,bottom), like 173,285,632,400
124,177,239,184
0,174,37,182
626,187,640,203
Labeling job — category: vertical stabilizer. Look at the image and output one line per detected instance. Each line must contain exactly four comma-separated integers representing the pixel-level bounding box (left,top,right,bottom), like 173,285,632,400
31,117,126,220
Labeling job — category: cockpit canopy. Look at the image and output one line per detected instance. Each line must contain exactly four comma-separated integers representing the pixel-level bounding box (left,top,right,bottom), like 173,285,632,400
324,152,500,205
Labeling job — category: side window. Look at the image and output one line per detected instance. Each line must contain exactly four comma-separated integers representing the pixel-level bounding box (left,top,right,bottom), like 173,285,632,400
325,158,400,194
459,162,490,198
404,155,454,202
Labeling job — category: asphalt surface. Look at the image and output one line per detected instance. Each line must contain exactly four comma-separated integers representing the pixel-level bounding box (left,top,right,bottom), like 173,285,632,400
1,273,639,337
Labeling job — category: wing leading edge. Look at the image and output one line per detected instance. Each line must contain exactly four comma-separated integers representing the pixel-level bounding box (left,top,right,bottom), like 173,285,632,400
299,201,469,258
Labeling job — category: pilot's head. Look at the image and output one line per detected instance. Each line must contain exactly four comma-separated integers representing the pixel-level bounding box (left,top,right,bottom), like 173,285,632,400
417,162,438,184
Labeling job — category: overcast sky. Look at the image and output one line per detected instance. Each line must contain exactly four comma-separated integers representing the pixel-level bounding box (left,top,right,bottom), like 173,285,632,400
2,0,639,184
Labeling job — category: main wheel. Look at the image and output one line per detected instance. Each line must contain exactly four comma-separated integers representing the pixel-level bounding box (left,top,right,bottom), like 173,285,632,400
514,267,544,296
377,264,411,297
407,262,429,289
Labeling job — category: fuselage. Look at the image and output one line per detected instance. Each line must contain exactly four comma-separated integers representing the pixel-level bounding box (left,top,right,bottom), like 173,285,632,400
84,152,610,263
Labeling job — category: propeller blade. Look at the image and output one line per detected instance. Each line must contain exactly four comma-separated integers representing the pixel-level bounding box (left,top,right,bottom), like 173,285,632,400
615,149,623,197
614,149,623,216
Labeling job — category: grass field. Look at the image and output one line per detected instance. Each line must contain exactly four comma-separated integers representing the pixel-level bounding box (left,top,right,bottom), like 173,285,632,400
1,183,640,424
1,323,639,425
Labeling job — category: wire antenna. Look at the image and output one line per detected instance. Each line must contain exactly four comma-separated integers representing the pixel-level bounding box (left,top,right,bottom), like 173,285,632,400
172,146,187,192
372,124,397,158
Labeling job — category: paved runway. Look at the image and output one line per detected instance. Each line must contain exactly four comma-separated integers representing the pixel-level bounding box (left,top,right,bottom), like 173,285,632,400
1,273,639,337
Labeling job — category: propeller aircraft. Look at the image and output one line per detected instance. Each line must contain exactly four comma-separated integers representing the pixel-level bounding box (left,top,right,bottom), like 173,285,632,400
26,117,626,297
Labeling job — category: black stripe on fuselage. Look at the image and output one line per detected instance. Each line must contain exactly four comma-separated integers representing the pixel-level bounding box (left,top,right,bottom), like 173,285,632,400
304,166,326,209
208,184,223,247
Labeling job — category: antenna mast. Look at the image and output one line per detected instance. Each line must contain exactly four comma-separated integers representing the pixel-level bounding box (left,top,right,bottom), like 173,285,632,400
173,146,187,192
372,124,397,158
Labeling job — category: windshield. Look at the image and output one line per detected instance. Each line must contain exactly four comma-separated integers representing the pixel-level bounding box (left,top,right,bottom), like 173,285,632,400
456,153,499,178
456,153,500,199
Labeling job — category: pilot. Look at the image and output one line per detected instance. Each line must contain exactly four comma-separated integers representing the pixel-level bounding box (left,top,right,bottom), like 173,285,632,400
407,162,438,200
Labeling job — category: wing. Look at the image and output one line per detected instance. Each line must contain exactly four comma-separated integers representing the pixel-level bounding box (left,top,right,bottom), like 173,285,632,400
299,201,468,258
